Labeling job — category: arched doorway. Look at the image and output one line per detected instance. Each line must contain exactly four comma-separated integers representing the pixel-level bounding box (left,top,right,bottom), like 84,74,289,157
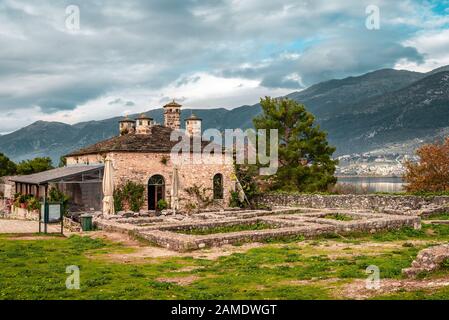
148,175,165,210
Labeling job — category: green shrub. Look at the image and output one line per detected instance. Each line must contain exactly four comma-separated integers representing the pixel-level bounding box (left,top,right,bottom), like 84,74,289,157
26,196,41,211
113,188,124,212
13,193,32,208
157,199,168,211
114,181,145,212
229,191,243,208
48,187,70,214
184,184,213,211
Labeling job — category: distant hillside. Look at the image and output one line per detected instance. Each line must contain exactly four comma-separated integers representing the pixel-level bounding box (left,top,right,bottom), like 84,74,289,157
0,107,260,163
1,66,448,163
286,69,424,118
321,71,449,154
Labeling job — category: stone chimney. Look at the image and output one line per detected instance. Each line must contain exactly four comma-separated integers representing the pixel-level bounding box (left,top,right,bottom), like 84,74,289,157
135,113,153,135
119,115,136,136
163,100,181,130
185,113,202,137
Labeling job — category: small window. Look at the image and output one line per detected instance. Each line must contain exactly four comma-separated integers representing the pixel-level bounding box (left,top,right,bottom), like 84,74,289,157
213,173,223,200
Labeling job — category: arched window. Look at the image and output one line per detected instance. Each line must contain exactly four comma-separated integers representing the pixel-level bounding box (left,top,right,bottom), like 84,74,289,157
148,175,165,186
148,175,165,210
213,173,223,200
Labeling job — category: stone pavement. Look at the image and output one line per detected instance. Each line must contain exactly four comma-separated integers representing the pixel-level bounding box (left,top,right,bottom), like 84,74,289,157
0,219,61,234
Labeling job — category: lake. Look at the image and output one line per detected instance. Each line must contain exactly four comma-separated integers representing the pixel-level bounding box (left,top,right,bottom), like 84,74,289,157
337,176,405,193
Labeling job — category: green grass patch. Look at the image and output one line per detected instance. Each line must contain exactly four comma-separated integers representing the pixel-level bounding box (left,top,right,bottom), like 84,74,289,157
174,222,276,235
422,213,449,220
3,222,449,300
323,213,354,221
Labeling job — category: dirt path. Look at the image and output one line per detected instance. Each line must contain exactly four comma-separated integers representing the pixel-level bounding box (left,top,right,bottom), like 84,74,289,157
337,276,449,299
85,230,439,264
87,231,265,262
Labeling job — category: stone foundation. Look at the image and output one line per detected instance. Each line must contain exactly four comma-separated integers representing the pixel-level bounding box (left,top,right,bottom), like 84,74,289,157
95,208,421,252
257,194,449,216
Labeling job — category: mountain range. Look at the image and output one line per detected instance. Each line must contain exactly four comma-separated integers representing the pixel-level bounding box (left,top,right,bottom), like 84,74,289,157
1,65,448,164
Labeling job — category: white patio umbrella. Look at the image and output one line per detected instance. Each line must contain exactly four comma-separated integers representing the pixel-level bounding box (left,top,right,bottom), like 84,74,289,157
235,175,250,206
171,166,179,214
102,156,115,215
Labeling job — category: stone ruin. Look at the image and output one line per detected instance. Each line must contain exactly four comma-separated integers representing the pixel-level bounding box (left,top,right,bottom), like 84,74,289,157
95,208,421,252
403,244,449,278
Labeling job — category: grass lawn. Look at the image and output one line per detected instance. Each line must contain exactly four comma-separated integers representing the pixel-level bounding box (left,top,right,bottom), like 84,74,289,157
175,221,276,235
423,213,449,220
2,221,449,300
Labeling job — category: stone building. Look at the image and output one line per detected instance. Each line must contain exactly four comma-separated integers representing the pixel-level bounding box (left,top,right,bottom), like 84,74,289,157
64,101,235,211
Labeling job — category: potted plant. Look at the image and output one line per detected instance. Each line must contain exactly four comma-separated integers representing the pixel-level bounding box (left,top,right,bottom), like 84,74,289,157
18,194,29,209
26,196,41,212
156,199,168,215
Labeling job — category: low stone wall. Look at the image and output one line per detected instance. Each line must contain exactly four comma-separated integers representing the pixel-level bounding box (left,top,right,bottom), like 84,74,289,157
9,207,39,221
257,194,449,215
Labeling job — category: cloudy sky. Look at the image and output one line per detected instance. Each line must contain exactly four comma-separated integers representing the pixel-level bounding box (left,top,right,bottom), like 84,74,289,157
1,0,449,134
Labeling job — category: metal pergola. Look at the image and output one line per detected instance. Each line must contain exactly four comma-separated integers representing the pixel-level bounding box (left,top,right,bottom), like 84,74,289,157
11,164,104,199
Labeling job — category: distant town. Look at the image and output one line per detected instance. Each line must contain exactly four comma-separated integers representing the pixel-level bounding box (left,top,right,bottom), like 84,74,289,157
336,153,419,177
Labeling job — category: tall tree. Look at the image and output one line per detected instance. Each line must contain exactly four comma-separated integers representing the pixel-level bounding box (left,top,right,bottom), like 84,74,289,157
0,153,17,176
59,156,67,167
16,157,54,175
404,138,449,193
253,97,337,192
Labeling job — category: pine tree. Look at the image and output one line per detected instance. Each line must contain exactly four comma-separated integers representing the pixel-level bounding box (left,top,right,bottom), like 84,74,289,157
16,157,53,175
0,153,17,177
253,97,337,192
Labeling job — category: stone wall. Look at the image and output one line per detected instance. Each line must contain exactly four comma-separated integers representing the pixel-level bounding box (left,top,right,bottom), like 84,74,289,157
67,151,235,211
257,193,449,215
0,176,16,214
0,176,16,200
9,207,39,221
0,199,6,214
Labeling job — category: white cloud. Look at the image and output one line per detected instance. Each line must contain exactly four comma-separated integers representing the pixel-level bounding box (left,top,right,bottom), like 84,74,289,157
395,29,449,72
0,0,448,133
2,72,290,129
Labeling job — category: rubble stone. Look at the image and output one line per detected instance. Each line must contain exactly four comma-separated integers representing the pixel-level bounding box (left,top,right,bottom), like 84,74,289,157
403,244,449,278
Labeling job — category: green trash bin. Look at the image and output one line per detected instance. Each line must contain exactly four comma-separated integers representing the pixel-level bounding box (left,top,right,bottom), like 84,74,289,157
80,214,93,232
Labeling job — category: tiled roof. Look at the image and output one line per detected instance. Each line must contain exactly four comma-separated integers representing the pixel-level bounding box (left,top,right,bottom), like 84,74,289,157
65,125,214,157
119,115,135,123
164,100,181,108
138,113,153,120
186,113,202,121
